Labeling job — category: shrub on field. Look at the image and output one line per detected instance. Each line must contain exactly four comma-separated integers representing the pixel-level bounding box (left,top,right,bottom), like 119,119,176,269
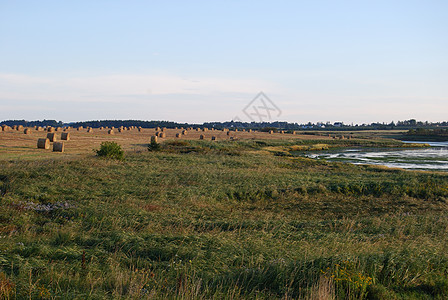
147,138,161,151
95,141,124,160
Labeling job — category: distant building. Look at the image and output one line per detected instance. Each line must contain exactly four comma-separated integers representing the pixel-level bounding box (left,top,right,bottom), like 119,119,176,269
334,122,343,127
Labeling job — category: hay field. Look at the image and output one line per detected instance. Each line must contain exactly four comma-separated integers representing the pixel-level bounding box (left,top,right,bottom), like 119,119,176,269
0,127,333,160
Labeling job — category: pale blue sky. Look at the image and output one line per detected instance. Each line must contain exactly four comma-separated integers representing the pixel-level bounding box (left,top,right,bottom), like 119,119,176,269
1,1,447,123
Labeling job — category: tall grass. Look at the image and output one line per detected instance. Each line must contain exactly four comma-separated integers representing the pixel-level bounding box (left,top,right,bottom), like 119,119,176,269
0,140,447,298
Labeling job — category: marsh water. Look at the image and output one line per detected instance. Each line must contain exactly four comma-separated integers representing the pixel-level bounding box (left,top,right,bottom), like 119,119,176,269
305,141,448,171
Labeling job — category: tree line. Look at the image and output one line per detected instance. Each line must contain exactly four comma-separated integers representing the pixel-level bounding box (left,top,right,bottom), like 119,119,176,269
1,119,447,131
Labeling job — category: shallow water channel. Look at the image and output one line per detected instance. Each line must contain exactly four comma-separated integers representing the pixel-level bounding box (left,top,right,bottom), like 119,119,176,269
305,141,448,171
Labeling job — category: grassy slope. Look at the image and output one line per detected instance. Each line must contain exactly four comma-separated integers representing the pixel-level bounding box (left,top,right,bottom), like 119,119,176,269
392,135,448,142
1,140,448,299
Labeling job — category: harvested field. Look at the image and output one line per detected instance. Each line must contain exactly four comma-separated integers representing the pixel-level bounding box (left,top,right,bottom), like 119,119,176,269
0,128,398,160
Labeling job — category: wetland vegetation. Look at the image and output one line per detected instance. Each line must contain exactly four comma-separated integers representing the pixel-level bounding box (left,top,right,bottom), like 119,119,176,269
1,139,448,299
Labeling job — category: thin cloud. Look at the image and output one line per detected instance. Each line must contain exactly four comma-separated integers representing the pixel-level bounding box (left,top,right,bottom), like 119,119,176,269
0,73,277,102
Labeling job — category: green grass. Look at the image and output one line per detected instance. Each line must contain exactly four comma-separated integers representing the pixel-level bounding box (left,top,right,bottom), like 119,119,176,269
1,140,448,299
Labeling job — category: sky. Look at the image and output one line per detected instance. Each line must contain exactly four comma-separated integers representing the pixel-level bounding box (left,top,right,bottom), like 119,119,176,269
0,0,447,124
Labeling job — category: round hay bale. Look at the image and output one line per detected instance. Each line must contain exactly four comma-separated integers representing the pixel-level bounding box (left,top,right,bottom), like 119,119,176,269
12,125,17,130
269,130,274,134
159,132,166,138
37,138,50,149
24,128,31,134
118,128,123,133
182,130,187,135
47,127,55,133
155,127,161,131
151,136,158,143
77,126,83,131
87,128,93,133
155,131,160,137
203,128,208,132
226,131,230,136
47,133,57,142
99,126,104,130
292,131,297,135
17,125,24,131
108,129,114,135
1,125,8,132
61,132,70,140
211,136,216,141
56,127,62,132
199,134,204,140
161,127,166,132
53,142,64,152
36,126,43,131
248,129,253,133
280,130,285,134
196,128,200,131
175,133,181,138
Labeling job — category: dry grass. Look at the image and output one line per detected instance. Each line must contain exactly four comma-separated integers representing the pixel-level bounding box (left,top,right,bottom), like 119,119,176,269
290,144,329,151
0,128,332,160
307,276,335,300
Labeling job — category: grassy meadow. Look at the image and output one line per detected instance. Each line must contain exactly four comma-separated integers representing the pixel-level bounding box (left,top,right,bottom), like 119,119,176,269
1,138,448,299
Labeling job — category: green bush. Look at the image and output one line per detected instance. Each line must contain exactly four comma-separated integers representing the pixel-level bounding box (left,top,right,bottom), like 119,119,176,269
367,284,397,300
147,139,161,151
95,141,124,160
